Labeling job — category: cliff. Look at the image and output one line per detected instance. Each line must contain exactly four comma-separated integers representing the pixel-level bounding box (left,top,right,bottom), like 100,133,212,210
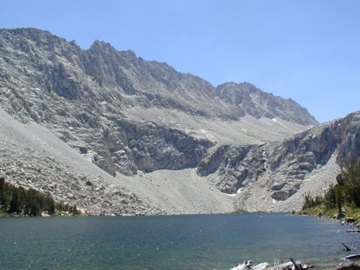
1,28,355,214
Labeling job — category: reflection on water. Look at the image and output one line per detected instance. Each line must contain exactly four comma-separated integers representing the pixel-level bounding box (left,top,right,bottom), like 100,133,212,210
0,214,358,269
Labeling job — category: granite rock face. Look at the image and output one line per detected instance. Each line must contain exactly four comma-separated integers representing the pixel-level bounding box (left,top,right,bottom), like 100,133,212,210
0,28,315,177
200,111,360,211
3,27,352,214
216,82,316,125
0,110,163,216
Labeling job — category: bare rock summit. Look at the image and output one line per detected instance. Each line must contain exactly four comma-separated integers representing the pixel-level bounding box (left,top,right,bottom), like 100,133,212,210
1,28,355,214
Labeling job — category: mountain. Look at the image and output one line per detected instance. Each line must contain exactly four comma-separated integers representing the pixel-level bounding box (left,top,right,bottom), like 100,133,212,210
199,111,360,211
0,27,353,215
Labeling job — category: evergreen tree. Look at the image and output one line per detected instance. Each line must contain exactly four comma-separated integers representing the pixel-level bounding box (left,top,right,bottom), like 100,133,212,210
302,159,360,214
343,160,360,207
9,189,20,213
0,180,13,212
1,178,79,216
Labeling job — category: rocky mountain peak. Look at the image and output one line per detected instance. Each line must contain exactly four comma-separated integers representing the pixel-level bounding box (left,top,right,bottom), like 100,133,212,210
2,27,345,215
1,28,318,124
216,82,317,125
0,28,319,175
89,40,138,61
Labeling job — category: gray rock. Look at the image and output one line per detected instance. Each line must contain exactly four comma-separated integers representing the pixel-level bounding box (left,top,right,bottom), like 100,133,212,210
336,262,360,270
1,27,358,215
216,82,317,125
198,112,360,210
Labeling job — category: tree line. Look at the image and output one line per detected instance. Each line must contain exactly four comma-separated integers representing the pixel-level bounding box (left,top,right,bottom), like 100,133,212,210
0,177,79,216
302,159,360,215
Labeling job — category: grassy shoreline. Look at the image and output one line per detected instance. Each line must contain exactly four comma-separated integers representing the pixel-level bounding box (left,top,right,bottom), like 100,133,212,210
298,205,360,227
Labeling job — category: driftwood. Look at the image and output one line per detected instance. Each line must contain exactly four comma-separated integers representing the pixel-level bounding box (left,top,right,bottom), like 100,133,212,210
231,259,313,270
271,261,297,270
345,254,360,260
342,242,352,251
290,258,302,270
346,230,360,233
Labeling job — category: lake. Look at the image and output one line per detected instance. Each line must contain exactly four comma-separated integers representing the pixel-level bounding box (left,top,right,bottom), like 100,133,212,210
0,213,358,270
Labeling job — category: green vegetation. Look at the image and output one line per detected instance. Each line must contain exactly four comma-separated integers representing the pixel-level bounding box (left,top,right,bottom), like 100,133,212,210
232,208,249,214
300,159,360,222
0,177,79,216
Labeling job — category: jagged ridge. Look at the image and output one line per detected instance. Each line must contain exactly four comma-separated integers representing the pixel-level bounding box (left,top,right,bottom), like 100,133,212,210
200,111,360,211
0,28,316,124
0,27,315,176
1,27,345,215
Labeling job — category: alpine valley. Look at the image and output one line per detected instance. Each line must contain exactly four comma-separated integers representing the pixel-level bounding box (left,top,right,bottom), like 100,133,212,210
0,28,359,215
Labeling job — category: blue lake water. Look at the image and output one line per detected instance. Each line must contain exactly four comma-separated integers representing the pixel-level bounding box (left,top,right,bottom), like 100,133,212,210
0,213,359,270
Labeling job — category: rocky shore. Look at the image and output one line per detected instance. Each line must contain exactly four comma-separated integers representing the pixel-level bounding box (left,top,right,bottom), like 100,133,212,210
231,259,312,270
231,259,360,270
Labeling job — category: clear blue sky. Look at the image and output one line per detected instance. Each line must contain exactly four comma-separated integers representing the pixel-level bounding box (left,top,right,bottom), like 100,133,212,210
1,0,360,123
